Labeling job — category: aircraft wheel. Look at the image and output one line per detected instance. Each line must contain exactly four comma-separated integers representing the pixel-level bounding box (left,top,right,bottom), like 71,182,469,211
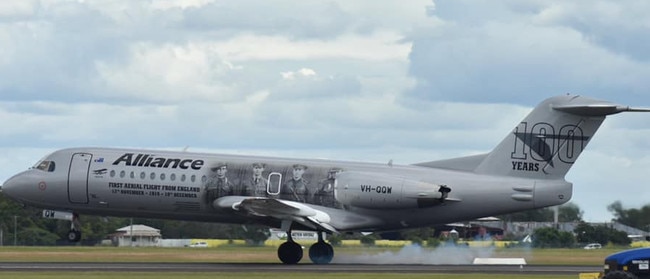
67,229,82,242
309,242,334,264
278,241,303,264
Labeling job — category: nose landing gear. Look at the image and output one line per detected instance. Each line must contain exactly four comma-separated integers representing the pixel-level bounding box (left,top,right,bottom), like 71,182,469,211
67,228,82,242
42,210,82,243
67,213,82,242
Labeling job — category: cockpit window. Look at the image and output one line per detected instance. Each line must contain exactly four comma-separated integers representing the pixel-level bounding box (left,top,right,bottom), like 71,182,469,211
35,161,56,172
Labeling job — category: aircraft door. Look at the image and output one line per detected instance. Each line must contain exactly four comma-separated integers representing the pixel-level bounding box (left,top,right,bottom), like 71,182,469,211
267,172,282,196
68,153,92,204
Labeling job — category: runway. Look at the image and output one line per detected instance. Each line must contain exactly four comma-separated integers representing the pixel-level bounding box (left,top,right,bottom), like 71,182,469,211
0,262,602,275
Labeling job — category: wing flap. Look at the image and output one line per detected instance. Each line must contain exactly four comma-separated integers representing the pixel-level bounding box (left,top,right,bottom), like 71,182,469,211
213,196,338,233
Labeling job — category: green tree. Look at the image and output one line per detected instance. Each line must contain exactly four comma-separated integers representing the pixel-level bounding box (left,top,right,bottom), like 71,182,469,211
558,203,584,222
327,234,342,246
131,218,252,239
532,227,575,248
609,229,632,246
19,227,59,245
400,227,435,245
558,230,576,248
499,203,583,222
575,222,631,246
360,234,377,246
500,208,554,222
0,193,64,245
575,222,604,244
608,201,650,230
238,225,270,246
574,222,631,246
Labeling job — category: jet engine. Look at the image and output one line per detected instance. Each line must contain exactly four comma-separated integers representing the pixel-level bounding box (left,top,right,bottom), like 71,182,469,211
334,171,452,209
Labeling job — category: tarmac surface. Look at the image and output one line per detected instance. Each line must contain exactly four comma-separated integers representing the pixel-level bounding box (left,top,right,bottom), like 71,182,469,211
0,262,603,275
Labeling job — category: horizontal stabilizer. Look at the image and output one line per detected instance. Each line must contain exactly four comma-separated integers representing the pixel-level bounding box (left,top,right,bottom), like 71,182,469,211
553,102,650,116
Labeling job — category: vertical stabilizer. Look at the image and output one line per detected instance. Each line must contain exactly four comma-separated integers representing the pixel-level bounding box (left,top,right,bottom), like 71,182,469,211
474,94,648,179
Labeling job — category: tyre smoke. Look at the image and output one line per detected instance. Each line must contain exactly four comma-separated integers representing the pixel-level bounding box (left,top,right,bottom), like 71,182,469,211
331,244,496,265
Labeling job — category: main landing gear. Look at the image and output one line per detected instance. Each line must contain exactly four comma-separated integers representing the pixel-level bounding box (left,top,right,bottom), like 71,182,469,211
277,232,303,264
308,232,334,264
277,230,334,264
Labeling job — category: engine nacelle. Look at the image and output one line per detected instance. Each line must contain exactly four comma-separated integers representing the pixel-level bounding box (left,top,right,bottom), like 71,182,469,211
334,171,450,209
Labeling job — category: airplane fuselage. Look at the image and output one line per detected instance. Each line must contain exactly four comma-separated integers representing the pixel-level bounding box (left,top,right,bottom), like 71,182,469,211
5,147,571,232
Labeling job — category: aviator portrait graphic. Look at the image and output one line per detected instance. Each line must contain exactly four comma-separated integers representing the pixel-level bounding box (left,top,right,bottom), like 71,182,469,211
202,161,344,209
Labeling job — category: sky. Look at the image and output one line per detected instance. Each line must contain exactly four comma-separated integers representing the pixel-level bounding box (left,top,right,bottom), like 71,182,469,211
1,0,649,223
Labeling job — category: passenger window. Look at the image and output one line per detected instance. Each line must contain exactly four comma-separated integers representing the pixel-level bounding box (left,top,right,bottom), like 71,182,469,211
110,170,116,177
150,172,156,180
140,172,145,179
191,175,196,182
120,170,125,178
160,173,166,181
130,171,135,179
170,173,176,181
181,174,186,182
201,175,207,183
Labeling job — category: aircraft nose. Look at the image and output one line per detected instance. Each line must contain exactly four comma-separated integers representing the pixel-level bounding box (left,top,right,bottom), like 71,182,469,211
2,170,53,207
3,174,18,196
2,172,30,199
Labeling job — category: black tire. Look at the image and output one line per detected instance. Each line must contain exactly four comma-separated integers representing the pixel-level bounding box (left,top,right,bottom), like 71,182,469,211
67,230,81,242
309,242,334,264
277,242,303,264
603,270,638,279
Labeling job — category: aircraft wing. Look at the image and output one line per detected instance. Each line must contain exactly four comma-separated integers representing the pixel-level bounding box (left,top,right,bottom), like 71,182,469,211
213,196,338,233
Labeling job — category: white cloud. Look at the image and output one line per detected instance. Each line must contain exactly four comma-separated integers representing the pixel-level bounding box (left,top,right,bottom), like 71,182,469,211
0,0,649,223
150,0,216,10
0,1,38,18
95,42,243,103
210,32,411,62
282,68,316,80
407,1,650,104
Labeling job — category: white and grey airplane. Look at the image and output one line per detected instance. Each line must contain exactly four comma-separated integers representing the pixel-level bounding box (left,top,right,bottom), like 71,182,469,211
2,95,648,264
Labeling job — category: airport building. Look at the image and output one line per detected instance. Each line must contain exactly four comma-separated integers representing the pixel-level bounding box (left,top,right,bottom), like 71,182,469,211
108,224,162,247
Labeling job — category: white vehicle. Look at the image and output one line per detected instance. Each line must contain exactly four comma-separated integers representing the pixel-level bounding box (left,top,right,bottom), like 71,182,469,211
189,242,208,248
584,243,602,250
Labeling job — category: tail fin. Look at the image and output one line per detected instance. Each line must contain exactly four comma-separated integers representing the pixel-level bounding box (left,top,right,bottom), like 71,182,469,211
473,94,649,179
